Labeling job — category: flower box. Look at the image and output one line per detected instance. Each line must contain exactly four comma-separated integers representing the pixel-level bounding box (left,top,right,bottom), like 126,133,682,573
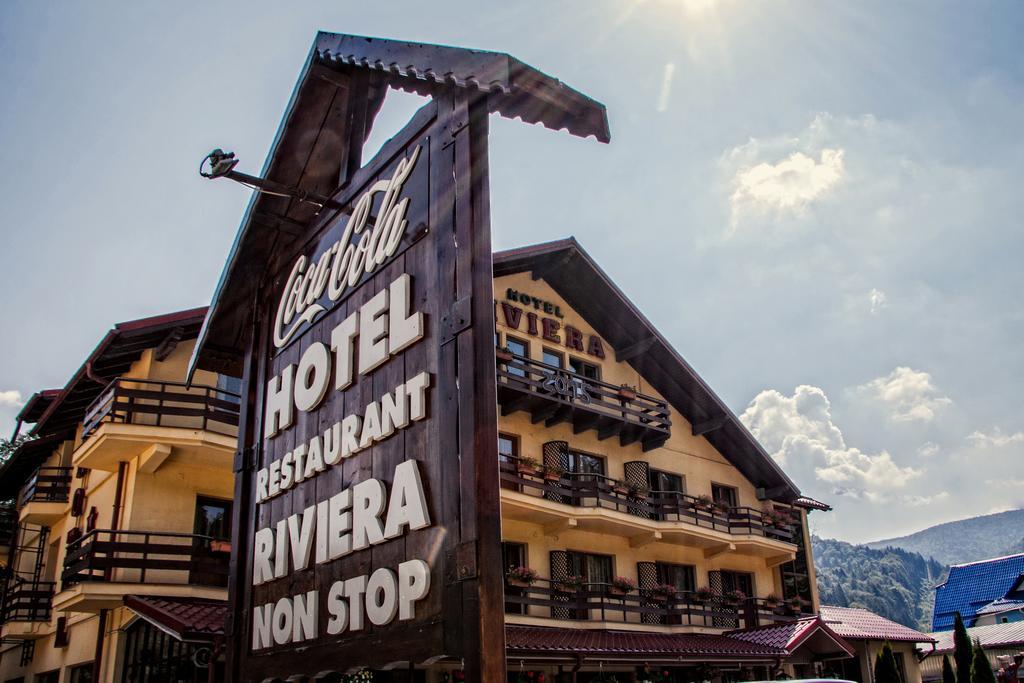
618,385,638,401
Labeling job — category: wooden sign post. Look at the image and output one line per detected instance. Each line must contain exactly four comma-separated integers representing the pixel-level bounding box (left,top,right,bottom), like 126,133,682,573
189,33,609,681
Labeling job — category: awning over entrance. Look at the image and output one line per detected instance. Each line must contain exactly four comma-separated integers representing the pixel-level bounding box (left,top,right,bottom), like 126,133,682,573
124,595,227,644
506,625,788,664
729,616,856,661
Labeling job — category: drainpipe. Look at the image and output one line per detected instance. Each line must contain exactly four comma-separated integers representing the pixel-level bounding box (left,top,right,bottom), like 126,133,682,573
106,463,127,582
92,609,107,682
917,642,937,662
572,654,584,683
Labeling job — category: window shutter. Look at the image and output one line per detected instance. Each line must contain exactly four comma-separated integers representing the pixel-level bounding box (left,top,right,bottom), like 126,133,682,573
542,441,568,504
70,488,86,517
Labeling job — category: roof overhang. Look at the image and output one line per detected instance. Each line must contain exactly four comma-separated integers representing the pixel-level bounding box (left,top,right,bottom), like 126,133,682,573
494,238,801,500
124,595,226,644
188,32,610,381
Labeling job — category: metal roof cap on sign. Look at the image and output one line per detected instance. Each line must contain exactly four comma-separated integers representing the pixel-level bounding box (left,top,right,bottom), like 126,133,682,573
188,33,610,382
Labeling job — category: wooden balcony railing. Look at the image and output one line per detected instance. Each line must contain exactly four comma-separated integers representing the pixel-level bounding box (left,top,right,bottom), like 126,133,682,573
82,378,240,439
499,458,795,543
496,352,671,451
17,466,72,508
504,577,803,629
1,578,55,622
62,529,230,589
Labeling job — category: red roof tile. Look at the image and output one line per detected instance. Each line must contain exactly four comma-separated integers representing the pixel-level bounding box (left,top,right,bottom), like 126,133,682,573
820,606,935,644
729,616,856,658
125,595,226,643
505,625,788,660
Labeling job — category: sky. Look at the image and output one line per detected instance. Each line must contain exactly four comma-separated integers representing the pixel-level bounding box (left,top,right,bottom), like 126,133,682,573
1,0,1022,544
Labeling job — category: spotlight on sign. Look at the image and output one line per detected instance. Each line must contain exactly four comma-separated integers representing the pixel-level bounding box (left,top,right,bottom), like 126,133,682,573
199,148,240,179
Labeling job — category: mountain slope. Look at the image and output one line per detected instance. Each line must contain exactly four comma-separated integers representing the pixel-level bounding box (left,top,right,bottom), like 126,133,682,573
866,509,1024,566
813,536,945,631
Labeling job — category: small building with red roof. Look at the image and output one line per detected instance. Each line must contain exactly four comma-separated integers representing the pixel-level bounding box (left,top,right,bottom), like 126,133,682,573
820,605,937,683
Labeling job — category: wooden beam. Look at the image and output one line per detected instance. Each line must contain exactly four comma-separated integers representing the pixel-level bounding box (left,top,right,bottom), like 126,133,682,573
545,406,573,428
756,485,791,501
543,518,577,535
597,422,623,441
629,531,661,548
572,413,600,434
153,327,185,362
615,337,656,363
619,429,642,448
531,403,560,425
692,414,730,437
766,552,796,568
641,435,669,452
500,394,531,416
703,542,735,559
530,252,573,282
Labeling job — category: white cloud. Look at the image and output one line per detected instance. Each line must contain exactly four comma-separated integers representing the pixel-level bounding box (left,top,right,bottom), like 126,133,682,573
902,492,950,507
917,442,940,458
967,428,1024,448
727,147,844,229
656,62,675,113
859,366,951,422
868,288,887,314
0,390,22,409
985,478,1024,488
740,384,920,499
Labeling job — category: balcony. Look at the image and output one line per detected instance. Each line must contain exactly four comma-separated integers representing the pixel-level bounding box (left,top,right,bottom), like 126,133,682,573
0,578,56,639
504,577,805,632
500,459,796,562
18,466,72,526
74,378,240,472
56,529,229,612
496,353,671,451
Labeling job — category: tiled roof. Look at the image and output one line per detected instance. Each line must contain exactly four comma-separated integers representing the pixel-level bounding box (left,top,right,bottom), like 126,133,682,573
976,598,1024,617
505,626,788,660
929,621,1024,652
124,595,226,643
933,554,1024,631
820,606,936,643
728,616,856,658
793,496,832,512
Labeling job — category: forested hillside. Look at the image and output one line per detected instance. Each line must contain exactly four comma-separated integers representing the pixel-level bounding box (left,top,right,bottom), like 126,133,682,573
813,536,945,631
866,509,1024,565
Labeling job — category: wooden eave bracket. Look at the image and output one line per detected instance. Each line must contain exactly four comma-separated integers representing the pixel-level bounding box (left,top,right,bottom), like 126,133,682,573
692,414,730,437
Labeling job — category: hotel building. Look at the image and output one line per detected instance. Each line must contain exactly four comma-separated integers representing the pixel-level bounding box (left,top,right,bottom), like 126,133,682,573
0,309,239,683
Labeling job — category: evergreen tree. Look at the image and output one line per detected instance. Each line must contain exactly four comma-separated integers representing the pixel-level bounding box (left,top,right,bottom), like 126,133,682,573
971,644,996,683
941,655,956,683
874,643,903,683
954,613,974,683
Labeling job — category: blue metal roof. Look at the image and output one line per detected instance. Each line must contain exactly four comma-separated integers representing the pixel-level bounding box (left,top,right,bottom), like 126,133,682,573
933,553,1024,631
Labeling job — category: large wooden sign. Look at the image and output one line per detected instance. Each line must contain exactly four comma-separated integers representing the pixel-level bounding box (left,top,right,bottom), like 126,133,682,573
231,95,504,680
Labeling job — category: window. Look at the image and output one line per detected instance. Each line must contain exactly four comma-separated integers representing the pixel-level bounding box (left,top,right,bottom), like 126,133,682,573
566,450,605,479
542,347,564,368
505,336,529,378
502,542,528,615
568,356,600,380
567,551,613,586
216,374,243,398
719,570,754,597
498,433,519,462
194,497,232,543
656,562,695,593
711,483,738,509
35,672,59,683
68,664,93,683
649,469,685,494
